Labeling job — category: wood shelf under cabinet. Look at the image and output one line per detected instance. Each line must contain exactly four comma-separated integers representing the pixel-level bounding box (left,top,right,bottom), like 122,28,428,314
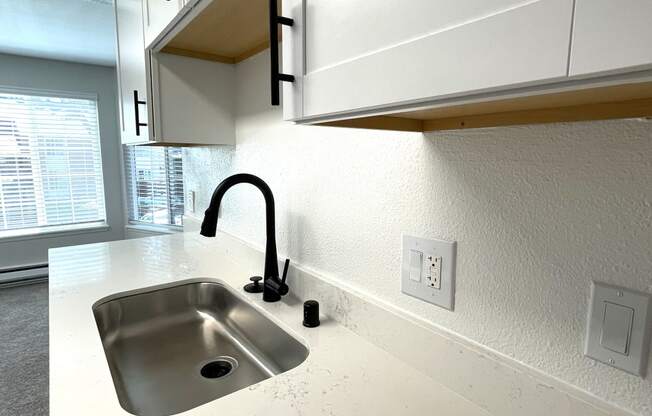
161,0,278,64
317,82,652,132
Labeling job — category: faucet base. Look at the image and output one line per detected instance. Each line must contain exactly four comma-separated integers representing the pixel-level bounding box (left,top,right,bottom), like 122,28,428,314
263,291,282,303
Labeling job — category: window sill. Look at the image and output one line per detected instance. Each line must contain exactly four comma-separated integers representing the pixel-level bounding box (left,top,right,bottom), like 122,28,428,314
0,222,110,243
125,223,183,235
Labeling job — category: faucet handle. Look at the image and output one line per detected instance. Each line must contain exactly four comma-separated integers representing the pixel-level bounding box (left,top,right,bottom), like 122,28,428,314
262,259,290,299
281,258,290,284
272,259,290,297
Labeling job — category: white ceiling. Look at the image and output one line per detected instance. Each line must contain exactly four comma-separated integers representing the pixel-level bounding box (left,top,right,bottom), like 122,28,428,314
0,0,116,66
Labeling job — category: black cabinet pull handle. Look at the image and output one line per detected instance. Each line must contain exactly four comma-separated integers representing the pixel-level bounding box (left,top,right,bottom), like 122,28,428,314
269,0,294,106
133,90,148,136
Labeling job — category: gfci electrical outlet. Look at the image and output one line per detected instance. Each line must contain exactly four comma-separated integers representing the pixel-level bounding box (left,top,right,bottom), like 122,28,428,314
428,256,442,289
401,235,456,310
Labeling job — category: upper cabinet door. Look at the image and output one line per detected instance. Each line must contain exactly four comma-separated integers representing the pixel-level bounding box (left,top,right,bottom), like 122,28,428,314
142,0,183,47
283,0,574,120
570,0,652,77
115,0,149,144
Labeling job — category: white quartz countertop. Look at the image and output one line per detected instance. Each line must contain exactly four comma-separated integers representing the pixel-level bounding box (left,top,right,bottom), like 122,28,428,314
49,232,491,416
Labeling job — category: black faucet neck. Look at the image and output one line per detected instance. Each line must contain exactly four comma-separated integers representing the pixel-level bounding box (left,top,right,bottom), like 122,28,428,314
201,174,284,302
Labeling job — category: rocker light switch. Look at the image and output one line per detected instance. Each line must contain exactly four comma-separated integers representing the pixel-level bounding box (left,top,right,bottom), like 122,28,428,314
585,281,652,377
600,302,634,354
409,250,422,282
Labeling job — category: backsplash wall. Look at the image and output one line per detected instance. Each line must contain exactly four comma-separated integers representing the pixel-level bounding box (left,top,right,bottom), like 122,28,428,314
184,51,652,415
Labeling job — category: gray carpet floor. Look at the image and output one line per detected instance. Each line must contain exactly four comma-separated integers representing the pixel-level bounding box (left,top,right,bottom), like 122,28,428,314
0,282,48,416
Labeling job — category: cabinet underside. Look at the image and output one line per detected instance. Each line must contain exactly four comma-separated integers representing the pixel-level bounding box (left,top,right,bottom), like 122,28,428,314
316,82,652,132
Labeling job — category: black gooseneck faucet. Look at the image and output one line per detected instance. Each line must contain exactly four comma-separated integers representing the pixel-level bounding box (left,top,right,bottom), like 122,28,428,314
200,173,289,302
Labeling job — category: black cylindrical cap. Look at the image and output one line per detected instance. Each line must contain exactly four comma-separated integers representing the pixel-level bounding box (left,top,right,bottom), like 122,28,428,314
303,300,320,328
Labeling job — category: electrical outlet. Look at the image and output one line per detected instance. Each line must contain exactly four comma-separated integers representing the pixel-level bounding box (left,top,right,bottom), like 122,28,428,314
401,235,456,310
426,256,442,289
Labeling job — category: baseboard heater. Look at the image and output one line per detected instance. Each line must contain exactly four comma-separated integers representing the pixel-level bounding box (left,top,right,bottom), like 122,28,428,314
0,263,49,287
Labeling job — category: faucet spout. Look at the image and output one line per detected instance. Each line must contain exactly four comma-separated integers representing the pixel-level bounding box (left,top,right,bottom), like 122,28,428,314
200,173,287,302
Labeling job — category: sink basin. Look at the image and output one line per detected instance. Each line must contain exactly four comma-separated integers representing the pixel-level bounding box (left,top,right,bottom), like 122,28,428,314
92,279,309,416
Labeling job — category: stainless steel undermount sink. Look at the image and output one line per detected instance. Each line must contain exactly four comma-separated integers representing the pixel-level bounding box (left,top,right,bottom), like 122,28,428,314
92,279,309,416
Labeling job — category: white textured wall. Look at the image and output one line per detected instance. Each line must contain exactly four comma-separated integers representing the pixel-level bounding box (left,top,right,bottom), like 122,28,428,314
183,51,652,415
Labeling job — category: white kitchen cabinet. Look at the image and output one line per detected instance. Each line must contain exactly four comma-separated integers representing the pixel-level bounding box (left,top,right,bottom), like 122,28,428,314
142,0,184,47
147,52,235,145
570,0,652,77
114,0,149,144
114,0,235,145
117,0,651,134
282,0,575,121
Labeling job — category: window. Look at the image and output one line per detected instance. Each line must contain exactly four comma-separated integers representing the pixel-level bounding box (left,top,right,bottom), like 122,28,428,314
124,146,184,226
0,89,106,235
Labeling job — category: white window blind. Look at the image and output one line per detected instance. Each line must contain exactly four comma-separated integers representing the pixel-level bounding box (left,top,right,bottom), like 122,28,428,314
0,89,106,234
124,146,184,226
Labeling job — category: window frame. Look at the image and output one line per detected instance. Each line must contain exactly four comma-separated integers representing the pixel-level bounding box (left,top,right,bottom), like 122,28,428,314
0,85,109,240
122,145,184,229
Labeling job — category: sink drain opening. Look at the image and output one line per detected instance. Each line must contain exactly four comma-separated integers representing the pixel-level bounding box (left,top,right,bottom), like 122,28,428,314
200,357,238,379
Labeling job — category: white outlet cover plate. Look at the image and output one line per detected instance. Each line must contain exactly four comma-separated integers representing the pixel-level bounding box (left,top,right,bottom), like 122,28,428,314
401,235,456,310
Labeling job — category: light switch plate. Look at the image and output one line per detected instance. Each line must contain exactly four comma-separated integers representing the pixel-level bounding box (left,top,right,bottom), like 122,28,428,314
186,190,196,213
401,235,456,310
585,281,652,377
